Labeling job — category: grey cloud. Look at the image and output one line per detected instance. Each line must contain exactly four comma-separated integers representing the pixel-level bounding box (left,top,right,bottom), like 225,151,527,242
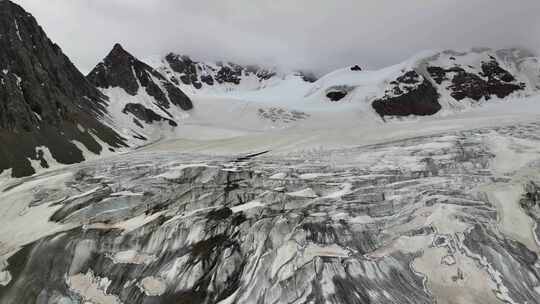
13,0,540,75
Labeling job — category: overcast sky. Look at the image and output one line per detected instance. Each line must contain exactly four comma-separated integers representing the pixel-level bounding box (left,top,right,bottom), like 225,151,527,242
13,0,540,75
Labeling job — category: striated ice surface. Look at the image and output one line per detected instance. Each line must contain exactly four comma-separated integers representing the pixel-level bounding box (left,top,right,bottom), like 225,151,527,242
1,123,540,303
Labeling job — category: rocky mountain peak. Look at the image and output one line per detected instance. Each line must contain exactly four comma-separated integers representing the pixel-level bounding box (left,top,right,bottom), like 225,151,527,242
0,0,128,177
88,44,193,111
88,44,146,96
107,43,137,65
0,0,25,17
161,52,288,91
112,42,127,52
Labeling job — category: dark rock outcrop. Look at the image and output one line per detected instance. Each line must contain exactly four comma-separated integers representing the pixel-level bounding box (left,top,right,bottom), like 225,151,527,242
122,103,177,127
482,59,516,83
327,91,348,101
0,0,127,177
214,64,242,85
427,66,452,85
351,65,362,71
200,74,214,86
164,53,285,89
246,65,276,81
372,71,441,117
297,71,318,83
397,70,422,84
164,53,204,89
88,44,193,111
449,70,492,101
427,59,525,102
326,85,354,102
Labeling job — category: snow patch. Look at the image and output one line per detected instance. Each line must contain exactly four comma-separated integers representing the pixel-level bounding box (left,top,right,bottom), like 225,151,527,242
110,191,144,197
107,250,156,265
230,200,264,213
286,188,318,198
67,271,122,304
269,172,287,179
13,20,22,41
0,260,11,286
137,276,167,296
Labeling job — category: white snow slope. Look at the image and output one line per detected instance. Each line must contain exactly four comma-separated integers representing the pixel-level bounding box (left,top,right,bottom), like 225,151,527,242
25,47,540,177
110,47,540,156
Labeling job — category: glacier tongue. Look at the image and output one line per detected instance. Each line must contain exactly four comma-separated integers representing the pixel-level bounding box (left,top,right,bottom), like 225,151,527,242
1,122,540,303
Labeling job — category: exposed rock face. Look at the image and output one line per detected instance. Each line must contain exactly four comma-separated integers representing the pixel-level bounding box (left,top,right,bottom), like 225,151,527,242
325,85,355,102
165,54,204,89
364,50,537,119
163,53,288,90
427,59,525,101
371,51,530,118
326,91,348,101
88,44,193,111
86,44,194,144
122,103,178,127
297,71,318,83
372,70,441,117
0,0,127,177
214,63,243,85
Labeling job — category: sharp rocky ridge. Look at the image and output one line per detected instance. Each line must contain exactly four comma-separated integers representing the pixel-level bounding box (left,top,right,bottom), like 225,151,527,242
86,44,194,145
159,52,317,93
0,0,128,177
87,44,193,112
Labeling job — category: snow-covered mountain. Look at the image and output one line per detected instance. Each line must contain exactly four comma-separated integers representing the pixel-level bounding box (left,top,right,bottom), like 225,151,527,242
81,46,540,154
154,52,317,95
200,48,538,114
147,47,540,119
87,44,193,145
306,48,536,117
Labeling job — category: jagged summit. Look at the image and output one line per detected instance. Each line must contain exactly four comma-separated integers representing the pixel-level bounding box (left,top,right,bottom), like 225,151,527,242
86,44,194,145
155,52,315,94
112,42,127,52
88,43,143,95
107,43,139,68
164,52,279,85
106,43,130,58
88,44,193,111
0,0,127,177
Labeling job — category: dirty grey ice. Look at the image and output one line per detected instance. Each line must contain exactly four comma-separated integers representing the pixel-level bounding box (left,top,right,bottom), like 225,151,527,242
1,122,540,304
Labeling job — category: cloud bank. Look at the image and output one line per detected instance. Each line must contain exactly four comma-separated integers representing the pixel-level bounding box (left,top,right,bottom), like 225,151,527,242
13,0,540,74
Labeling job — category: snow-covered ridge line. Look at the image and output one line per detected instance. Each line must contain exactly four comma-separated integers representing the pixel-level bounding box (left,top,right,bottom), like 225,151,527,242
151,51,316,96
146,47,539,117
